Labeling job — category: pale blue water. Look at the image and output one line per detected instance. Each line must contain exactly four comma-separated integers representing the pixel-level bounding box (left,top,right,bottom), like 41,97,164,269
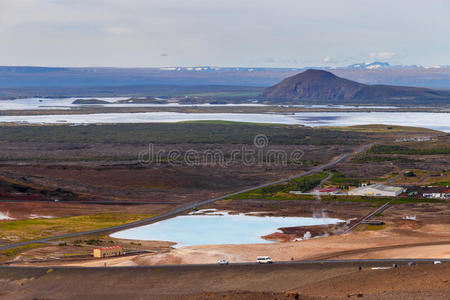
0,111,448,132
110,213,343,247
0,97,400,110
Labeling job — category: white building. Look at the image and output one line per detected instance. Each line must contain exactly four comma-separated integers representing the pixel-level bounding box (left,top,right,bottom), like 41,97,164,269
348,184,403,197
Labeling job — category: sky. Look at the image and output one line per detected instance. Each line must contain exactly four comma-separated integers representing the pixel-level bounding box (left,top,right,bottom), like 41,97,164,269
0,0,449,68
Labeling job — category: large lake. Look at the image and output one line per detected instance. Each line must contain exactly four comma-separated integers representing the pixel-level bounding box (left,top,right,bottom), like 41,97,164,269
0,111,449,132
110,212,343,247
0,97,399,110
0,98,266,110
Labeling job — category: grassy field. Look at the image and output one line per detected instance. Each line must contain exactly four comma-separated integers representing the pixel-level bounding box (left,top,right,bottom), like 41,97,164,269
0,243,46,263
0,213,153,242
228,172,329,200
328,171,363,188
323,124,442,133
0,122,372,145
386,169,450,186
369,142,450,155
350,155,419,163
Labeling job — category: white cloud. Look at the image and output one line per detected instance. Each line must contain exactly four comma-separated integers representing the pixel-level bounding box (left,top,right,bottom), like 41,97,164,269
368,52,397,60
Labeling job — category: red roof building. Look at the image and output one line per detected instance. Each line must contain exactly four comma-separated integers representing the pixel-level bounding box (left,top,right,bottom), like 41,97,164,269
93,246,123,258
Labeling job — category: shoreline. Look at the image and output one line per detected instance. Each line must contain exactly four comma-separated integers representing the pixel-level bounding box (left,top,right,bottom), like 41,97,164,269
0,106,449,116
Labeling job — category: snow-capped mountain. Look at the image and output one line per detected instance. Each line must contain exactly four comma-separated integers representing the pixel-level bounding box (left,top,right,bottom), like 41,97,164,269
347,62,391,69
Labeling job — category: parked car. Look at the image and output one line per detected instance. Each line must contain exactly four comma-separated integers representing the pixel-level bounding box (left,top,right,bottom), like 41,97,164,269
256,256,272,264
434,261,441,265
217,259,229,265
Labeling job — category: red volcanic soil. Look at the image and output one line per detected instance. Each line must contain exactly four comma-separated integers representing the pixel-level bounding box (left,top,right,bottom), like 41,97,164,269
0,161,307,203
1,262,449,299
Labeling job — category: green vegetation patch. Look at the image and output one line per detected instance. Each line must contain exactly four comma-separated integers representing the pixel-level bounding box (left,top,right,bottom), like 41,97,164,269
229,172,329,200
366,224,386,231
431,181,450,187
369,144,450,155
329,171,362,188
0,213,153,242
0,243,45,258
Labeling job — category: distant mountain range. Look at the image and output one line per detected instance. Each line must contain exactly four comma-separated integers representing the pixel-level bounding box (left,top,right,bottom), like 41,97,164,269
159,62,431,71
155,62,435,71
262,69,450,102
0,65,449,100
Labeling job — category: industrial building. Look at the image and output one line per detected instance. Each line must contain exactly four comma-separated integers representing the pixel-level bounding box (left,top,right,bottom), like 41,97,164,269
93,246,123,258
348,184,403,197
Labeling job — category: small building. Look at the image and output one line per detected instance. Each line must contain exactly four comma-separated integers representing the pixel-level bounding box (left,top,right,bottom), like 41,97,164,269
413,186,450,199
424,190,450,199
93,246,123,258
348,184,403,197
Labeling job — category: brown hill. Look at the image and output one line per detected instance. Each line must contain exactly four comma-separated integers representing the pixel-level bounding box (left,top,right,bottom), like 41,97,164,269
262,69,366,100
262,69,450,102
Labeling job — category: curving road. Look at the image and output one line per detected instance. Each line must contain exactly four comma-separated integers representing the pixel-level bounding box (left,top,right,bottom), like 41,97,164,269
0,143,373,252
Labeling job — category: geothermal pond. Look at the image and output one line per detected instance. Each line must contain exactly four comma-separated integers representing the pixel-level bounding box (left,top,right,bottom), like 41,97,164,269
110,211,343,247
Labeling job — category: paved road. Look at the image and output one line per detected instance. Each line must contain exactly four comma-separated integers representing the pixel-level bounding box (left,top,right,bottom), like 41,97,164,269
0,143,373,252
1,258,448,270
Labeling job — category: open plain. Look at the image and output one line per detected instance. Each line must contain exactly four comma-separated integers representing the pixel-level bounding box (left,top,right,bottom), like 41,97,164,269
0,121,448,299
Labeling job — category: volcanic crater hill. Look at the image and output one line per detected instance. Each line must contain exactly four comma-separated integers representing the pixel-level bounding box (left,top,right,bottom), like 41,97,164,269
262,69,450,102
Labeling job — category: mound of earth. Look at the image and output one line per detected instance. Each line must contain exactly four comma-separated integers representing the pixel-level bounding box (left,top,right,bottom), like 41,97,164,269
262,69,450,101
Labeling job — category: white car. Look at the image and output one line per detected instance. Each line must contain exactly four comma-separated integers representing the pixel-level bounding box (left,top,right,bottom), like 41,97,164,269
256,256,272,264
217,259,229,265
434,261,441,265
